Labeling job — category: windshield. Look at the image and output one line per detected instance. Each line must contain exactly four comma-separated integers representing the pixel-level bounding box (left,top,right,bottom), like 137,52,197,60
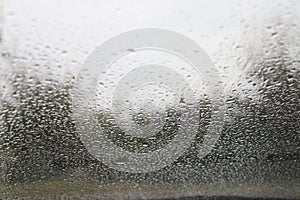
0,0,299,200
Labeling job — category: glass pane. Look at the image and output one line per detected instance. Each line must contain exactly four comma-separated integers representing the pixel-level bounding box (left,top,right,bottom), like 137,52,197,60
1,0,299,199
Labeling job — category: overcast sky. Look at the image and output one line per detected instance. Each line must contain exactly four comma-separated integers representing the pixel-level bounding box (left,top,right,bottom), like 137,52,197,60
1,0,299,91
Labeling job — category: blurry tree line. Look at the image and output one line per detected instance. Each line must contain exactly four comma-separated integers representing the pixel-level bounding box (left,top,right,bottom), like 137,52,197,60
0,74,96,183
0,53,299,184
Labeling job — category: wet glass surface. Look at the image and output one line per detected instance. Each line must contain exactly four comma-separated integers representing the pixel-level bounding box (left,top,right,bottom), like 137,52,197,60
0,0,299,199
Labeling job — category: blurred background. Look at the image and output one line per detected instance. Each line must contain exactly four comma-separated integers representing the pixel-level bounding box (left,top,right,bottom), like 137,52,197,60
0,0,299,199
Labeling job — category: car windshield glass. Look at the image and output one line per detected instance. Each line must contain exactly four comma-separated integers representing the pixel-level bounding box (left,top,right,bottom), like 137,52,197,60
0,0,299,200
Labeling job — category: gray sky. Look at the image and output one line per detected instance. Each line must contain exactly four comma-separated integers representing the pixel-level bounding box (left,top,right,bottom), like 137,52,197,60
1,0,299,91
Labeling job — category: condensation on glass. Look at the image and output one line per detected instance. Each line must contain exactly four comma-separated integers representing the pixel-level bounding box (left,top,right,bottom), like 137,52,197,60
0,0,299,199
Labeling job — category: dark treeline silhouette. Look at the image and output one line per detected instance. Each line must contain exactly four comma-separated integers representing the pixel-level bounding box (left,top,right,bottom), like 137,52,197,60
0,52,299,184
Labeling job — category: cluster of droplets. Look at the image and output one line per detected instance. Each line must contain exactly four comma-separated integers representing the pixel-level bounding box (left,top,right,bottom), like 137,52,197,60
1,0,300,199
0,73,91,183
